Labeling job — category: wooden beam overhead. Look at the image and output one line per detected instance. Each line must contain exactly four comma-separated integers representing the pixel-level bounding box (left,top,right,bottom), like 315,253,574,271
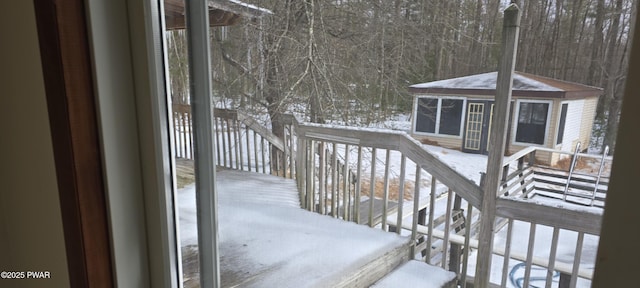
165,8,241,30
164,0,268,30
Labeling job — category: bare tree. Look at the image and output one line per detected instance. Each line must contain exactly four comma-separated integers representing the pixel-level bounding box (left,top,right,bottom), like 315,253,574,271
165,0,634,152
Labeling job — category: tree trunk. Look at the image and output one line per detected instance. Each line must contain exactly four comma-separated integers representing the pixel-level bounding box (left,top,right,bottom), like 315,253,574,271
602,0,625,152
591,0,606,115
264,35,285,174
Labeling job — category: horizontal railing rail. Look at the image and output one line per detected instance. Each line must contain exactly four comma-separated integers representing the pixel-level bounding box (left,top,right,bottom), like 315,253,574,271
496,197,602,235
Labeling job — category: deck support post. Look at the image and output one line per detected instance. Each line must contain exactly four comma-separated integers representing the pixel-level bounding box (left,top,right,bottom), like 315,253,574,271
559,273,571,288
475,4,520,287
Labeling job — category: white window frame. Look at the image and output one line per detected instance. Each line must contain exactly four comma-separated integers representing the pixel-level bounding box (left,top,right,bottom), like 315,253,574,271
512,99,553,147
88,0,222,286
412,95,467,138
185,0,222,287
554,101,570,147
85,0,184,287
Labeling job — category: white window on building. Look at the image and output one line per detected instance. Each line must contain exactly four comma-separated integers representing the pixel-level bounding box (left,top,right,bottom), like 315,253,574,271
514,100,551,145
415,97,465,137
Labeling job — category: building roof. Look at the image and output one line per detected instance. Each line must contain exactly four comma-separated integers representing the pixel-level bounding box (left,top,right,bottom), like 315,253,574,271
165,0,271,30
409,71,603,99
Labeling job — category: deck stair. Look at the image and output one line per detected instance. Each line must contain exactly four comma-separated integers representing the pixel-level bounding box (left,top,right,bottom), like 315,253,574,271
531,144,610,207
497,142,610,208
532,167,608,207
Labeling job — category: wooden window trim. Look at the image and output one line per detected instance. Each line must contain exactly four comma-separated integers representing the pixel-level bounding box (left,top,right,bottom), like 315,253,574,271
33,0,114,287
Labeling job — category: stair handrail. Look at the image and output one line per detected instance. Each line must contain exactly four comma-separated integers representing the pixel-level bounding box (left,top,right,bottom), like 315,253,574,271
296,123,484,209
216,108,286,151
591,145,609,206
563,142,581,201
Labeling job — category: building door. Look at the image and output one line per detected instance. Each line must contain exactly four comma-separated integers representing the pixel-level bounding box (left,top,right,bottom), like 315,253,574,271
463,101,493,154
463,101,514,155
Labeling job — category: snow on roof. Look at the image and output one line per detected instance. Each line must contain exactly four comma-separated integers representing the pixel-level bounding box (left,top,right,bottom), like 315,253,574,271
226,0,272,14
410,71,562,91
209,0,273,18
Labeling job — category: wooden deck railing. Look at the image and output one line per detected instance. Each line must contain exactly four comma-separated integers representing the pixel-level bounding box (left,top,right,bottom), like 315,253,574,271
211,108,294,177
172,104,297,177
294,123,604,288
172,106,605,287
173,104,194,159
294,124,482,284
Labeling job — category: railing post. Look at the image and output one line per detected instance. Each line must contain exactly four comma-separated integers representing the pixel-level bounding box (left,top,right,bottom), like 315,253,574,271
297,135,306,207
354,146,363,224
288,124,295,179
558,273,571,288
449,195,463,274
410,165,422,259
282,131,288,177
528,150,536,167
476,4,520,287
518,157,527,196
501,164,509,193
307,140,315,211
318,142,326,214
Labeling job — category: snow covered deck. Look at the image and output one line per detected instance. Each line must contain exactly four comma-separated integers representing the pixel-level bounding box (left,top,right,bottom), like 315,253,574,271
179,169,437,287
372,261,456,288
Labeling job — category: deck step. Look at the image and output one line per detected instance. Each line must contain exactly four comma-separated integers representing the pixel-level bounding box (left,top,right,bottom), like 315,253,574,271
371,260,457,288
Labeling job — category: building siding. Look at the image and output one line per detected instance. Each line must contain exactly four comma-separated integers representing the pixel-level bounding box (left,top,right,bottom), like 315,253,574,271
579,96,599,150
412,134,462,150
547,99,559,148
560,99,585,153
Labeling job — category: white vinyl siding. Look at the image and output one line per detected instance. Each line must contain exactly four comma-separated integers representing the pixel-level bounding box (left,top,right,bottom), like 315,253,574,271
579,97,599,148
558,100,584,152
